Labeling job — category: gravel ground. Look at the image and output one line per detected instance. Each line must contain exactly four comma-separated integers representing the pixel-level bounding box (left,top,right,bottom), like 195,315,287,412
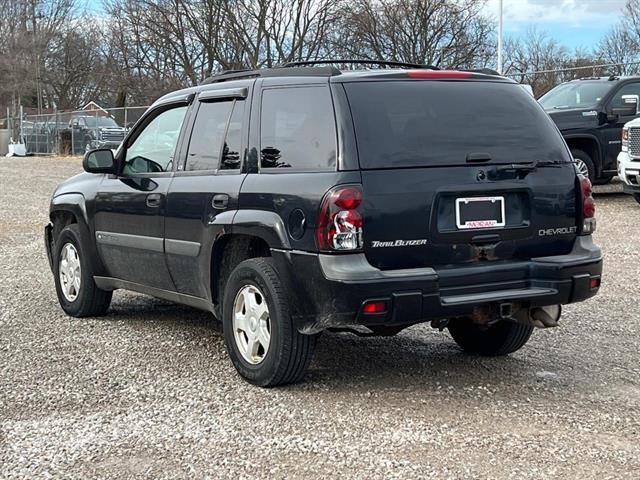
1,157,639,479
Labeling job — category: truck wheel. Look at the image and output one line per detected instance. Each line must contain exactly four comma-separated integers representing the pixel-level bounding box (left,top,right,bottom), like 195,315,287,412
222,258,317,387
448,317,533,356
571,149,595,182
53,224,112,317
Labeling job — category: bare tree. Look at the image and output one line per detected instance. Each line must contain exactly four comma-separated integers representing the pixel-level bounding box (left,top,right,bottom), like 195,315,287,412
597,0,640,76
222,0,340,68
503,28,573,97
42,21,108,110
0,0,77,114
331,0,494,69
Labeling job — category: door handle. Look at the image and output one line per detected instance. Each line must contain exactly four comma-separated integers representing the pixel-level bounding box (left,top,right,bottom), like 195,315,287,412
212,194,229,210
146,193,162,208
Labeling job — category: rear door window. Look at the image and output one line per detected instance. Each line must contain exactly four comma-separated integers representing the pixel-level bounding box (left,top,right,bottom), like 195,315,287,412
260,86,336,171
345,81,571,169
220,100,245,170
185,101,234,171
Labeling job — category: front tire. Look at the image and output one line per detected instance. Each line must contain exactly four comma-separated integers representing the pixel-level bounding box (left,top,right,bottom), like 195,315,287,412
222,258,317,387
53,224,112,317
448,318,533,356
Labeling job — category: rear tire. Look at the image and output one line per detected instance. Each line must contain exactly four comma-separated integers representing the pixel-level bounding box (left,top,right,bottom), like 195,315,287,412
222,258,317,387
571,149,595,182
53,224,112,317
448,318,533,356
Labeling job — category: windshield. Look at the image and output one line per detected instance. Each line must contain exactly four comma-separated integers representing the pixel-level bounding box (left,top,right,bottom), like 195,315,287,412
83,117,119,128
345,80,571,169
539,81,610,109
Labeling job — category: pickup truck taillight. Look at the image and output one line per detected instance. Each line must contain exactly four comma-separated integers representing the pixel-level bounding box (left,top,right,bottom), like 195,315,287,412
579,175,596,235
316,185,363,251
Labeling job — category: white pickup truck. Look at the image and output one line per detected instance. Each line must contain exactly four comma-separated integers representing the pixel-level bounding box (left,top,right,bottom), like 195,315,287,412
618,116,640,203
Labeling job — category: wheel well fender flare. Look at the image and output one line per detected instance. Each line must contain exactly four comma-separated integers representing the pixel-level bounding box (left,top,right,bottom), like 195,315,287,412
231,210,291,250
49,193,107,275
208,210,290,312
564,134,602,156
50,193,88,226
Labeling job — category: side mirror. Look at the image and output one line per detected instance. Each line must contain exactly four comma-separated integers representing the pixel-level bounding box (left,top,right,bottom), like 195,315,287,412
612,94,639,117
83,148,116,174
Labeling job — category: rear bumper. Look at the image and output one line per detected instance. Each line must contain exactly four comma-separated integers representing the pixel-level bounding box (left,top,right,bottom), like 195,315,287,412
272,236,603,334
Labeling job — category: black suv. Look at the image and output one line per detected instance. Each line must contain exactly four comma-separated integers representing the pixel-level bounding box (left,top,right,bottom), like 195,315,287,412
45,62,603,387
69,115,127,153
540,76,640,183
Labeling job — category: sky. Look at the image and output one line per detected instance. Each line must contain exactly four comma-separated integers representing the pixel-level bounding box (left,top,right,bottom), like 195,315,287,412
484,0,628,50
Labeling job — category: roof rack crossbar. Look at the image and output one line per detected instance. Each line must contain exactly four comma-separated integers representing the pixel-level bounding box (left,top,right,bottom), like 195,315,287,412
280,59,440,70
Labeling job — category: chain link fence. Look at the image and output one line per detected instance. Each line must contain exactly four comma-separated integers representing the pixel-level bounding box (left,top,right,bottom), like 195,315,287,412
2,106,149,156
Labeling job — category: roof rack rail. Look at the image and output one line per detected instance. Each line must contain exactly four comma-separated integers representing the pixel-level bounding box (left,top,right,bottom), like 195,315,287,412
200,65,342,85
280,59,440,70
200,69,260,85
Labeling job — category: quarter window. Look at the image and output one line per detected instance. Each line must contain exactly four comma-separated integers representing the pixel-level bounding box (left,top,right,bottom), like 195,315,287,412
124,106,188,174
260,87,336,170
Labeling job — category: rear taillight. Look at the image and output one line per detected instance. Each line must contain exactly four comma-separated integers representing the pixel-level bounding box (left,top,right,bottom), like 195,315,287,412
317,185,363,251
579,175,596,235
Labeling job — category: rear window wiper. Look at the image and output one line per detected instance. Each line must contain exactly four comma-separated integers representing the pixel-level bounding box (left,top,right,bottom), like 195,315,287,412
489,160,562,180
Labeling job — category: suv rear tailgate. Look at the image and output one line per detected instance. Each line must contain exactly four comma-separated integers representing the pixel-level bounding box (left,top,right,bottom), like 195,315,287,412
344,79,579,270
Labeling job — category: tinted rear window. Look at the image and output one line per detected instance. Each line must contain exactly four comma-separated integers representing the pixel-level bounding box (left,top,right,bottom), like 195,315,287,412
345,81,570,169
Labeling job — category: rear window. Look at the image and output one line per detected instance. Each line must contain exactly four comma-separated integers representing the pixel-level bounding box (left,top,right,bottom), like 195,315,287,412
345,81,570,169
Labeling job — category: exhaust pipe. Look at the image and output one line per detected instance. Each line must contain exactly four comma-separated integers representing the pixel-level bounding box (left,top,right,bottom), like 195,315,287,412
521,305,562,328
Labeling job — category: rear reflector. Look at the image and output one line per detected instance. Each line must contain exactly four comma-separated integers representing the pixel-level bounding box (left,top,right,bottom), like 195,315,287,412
363,301,387,314
590,277,601,290
407,70,473,80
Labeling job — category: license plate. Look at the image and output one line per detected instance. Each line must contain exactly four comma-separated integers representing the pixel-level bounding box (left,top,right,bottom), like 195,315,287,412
455,196,505,230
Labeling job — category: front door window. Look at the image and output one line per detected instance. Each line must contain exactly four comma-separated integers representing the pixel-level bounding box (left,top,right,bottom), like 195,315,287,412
123,106,188,175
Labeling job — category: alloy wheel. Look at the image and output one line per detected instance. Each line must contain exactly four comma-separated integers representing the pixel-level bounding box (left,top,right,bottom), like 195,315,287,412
575,158,589,178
